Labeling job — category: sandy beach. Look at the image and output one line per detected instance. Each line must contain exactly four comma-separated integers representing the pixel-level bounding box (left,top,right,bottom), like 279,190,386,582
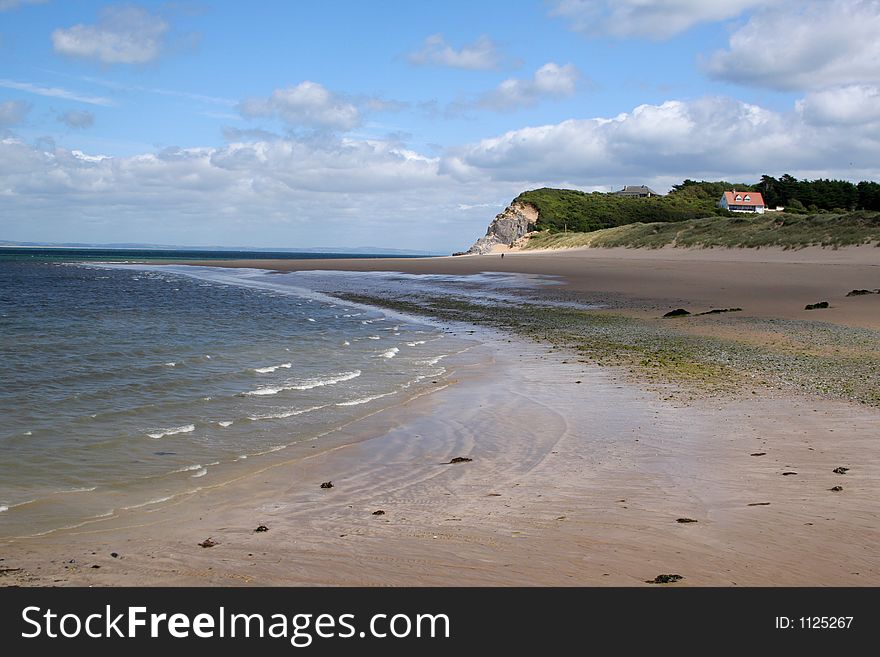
2,245,879,586
171,244,880,328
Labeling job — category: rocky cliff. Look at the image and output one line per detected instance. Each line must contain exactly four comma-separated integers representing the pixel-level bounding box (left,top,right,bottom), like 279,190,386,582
465,201,540,254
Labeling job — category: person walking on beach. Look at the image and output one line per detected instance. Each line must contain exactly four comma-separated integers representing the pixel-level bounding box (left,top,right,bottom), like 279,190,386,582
501,253,504,259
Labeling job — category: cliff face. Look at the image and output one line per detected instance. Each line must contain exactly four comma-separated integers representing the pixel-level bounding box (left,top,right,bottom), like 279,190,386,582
466,201,539,254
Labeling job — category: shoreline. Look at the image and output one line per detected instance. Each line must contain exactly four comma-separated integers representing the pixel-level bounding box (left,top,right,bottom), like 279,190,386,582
3,247,879,586
154,244,880,329
4,328,878,586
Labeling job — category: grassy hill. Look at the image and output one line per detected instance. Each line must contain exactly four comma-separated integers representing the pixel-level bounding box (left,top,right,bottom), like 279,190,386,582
516,182,747,233
521,211,880,250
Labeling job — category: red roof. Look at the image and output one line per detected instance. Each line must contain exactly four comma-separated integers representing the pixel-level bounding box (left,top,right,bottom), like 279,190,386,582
723,190,765,206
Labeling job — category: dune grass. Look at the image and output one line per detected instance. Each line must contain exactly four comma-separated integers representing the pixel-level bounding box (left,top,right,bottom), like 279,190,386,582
522,211,880,250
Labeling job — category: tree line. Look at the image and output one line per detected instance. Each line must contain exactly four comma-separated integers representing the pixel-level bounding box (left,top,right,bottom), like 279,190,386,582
517,175,880,234
674,175,880,213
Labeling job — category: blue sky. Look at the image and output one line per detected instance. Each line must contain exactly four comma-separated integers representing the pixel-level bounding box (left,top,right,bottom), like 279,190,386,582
1,1,879,251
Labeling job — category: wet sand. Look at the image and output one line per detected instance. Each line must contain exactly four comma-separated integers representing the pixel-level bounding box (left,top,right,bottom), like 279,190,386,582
3,246,879,586
166,245,880,329
3,335,878,586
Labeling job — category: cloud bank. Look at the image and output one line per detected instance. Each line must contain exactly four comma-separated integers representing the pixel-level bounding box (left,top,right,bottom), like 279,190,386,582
3,91,879,249
704,0,880,90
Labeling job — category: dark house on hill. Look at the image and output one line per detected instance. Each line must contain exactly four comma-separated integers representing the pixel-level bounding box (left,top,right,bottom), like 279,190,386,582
613,185,661,198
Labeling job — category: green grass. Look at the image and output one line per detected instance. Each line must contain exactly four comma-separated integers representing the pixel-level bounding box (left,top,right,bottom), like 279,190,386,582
521,211,880,250
515,187,729,233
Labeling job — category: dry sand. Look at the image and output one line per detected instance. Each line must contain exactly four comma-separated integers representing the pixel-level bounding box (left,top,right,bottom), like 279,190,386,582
170,244,880,328
2,246,878,586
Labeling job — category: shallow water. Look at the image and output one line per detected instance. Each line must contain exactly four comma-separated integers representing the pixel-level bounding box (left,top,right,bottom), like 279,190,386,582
0,259,467,537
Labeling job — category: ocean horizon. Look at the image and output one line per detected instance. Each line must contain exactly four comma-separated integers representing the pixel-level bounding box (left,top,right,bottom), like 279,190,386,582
0,246,435,263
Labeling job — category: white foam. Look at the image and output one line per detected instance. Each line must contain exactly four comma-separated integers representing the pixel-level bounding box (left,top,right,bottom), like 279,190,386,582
285,370,361,391
218,421,233,427
307,318,316,322
244,385,286,396
122,495,173,510
368,336,380,340
343,341,350,346
244,370,361,396
337,391,395,406
254,362,292,374
381,348,399,359
164,362,177,367
406,341,426,346
147,424,196,439
0,498,36,513
172,463,204,474
191,468,207,478
247,404,327,421
205,355,212,359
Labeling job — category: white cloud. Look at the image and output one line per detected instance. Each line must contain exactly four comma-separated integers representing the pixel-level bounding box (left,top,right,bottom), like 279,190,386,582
4,93,880,251
478,63,580,111
550,0,772,39
52,6,169,64
796,85,880,125
239,82,360,131
0,0,46,10
0,99,30,125
0,78,114,106
441,95,880,184
0,133,514,251
704,0,880,90
58,109,95,129
407,34,501,70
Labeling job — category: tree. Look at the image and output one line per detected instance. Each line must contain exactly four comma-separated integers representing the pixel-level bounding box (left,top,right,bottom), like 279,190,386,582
757,175,780,207
857,181,880,211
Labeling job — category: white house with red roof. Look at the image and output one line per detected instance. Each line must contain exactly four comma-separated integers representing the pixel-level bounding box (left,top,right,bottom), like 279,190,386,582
718,190,766,214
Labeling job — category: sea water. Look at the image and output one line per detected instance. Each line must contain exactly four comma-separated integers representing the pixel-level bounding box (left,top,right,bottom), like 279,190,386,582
0,250,469,538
